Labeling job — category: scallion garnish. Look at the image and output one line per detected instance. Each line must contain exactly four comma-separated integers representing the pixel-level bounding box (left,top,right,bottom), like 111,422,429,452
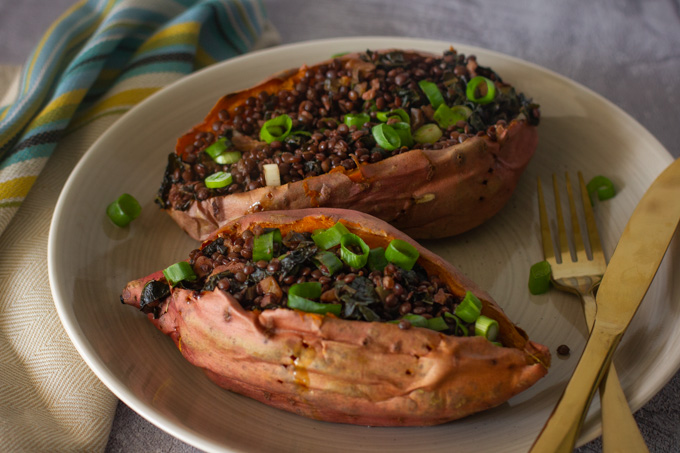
587,175,616,202
343,113,371,128
433,104,472,129
204,136,230,159
454,291,482,323
340,233,370,268
253,231,276,262
367,247,388,272
474,315,499,341
376,108,410,124
163,261,197,287
389,313,428,328
418,80,445,109
391,122,414,147
106,193,141,227
466,76,496,104
313,251,343,276
204,171,233,189
528,260,552,295
426,316,449,331
213,150,241,165
260,114,293,143
371,123,401,151
413,123,443,144
287,282,341,316
444,312,469,336
312,222,351,250
384,239,419,271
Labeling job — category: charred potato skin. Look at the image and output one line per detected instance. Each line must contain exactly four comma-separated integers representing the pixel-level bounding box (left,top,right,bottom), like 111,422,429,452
122,209,550,426
162,50,539,241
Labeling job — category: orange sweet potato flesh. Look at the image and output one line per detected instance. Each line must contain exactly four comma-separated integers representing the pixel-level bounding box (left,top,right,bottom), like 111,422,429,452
164,50,538,241
121,209,550,426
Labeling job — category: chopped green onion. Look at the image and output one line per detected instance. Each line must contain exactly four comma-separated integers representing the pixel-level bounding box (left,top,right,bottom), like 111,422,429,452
528,260,552,295
384,239,419,270
312,222,351,250
444,312,469,336
454,291,482,323
204,171,233,189
413,123,443,144
253,231,276,262
367,247,388,272
106,193,141,227
163,261,197,286
418,80,445,109
213,150,241,165
264,227,283,243
204,136,230,159
260,114,293,144
340,233,370,268
344,113,371,128
475,315,499,341
426,316,449,331
388,313,428,328
466,76,496,104
287,282,340,316
371,123,401,151
376,108,410,124
291,130,312,137
391,122,414,147
313,251,343,276
331,52,349,58
587,175,616,202
433,104,472,129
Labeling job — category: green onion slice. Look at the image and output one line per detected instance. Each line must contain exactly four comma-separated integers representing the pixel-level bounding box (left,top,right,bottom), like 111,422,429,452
163,261,197,287
331,52,349,58
367,247,388,272
313,251,343,276
204,171,233,189
587,175,616,202
528,260,552,295
391,121,414,147
344,113,371,128
204,136,230,159
214,150,241,165
466,76,496,104
384,239,419,270
263,227,283,243
260,114,293,143
287,282,341,316
426,316,449,331
413,123,443,144
475,315,500,341
106,193,141,227
376,108,410,124
340,233,370,268
433,104,472,129
418,80,445,109
252,231,276,262
444,312,469,336
371,123,401,151
312,222,351,250
389,313,428,328
454,291,482,323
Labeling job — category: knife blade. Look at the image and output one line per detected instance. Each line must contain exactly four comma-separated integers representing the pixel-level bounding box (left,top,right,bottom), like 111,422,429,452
530,157,680,453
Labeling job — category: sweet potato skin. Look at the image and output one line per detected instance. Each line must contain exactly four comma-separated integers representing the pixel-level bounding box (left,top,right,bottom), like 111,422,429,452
122,209,549,426
164,50,538,241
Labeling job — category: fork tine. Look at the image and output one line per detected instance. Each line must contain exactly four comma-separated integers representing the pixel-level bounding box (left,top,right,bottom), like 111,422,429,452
578,171,605,261
565,173,588,262
552,174,570,263
537,177,556,263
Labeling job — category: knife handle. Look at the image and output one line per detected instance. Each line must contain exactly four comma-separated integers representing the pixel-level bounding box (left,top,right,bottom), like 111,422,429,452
530,321,622,453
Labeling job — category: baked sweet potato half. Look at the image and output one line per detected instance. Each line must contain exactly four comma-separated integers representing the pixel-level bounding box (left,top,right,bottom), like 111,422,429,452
156,48,540,241
121,208,549,426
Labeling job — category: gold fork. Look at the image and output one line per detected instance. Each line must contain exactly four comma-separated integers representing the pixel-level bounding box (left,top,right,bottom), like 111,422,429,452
537,172,648,452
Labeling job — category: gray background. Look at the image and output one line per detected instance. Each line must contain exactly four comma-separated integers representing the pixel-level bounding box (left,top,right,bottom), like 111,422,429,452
1,0,678,451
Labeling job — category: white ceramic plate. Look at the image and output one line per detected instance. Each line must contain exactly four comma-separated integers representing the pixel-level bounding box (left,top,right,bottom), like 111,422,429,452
48,37,678,452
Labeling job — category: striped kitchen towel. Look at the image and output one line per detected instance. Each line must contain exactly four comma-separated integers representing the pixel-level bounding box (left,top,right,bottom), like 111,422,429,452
0,0,278,236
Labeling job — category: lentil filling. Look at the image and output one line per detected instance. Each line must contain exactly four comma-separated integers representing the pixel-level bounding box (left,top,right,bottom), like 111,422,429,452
157,48,540,211
139,223,495,339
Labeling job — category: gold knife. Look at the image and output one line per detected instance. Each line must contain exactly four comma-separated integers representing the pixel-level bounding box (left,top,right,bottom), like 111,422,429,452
530,157,680,453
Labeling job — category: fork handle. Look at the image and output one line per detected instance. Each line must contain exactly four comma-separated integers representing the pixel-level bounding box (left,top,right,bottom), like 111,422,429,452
581,293,649,453
530,322,621,453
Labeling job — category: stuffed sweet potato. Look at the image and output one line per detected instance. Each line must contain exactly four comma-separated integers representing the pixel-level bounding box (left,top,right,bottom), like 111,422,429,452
121,208,549,426
156,48,540,241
